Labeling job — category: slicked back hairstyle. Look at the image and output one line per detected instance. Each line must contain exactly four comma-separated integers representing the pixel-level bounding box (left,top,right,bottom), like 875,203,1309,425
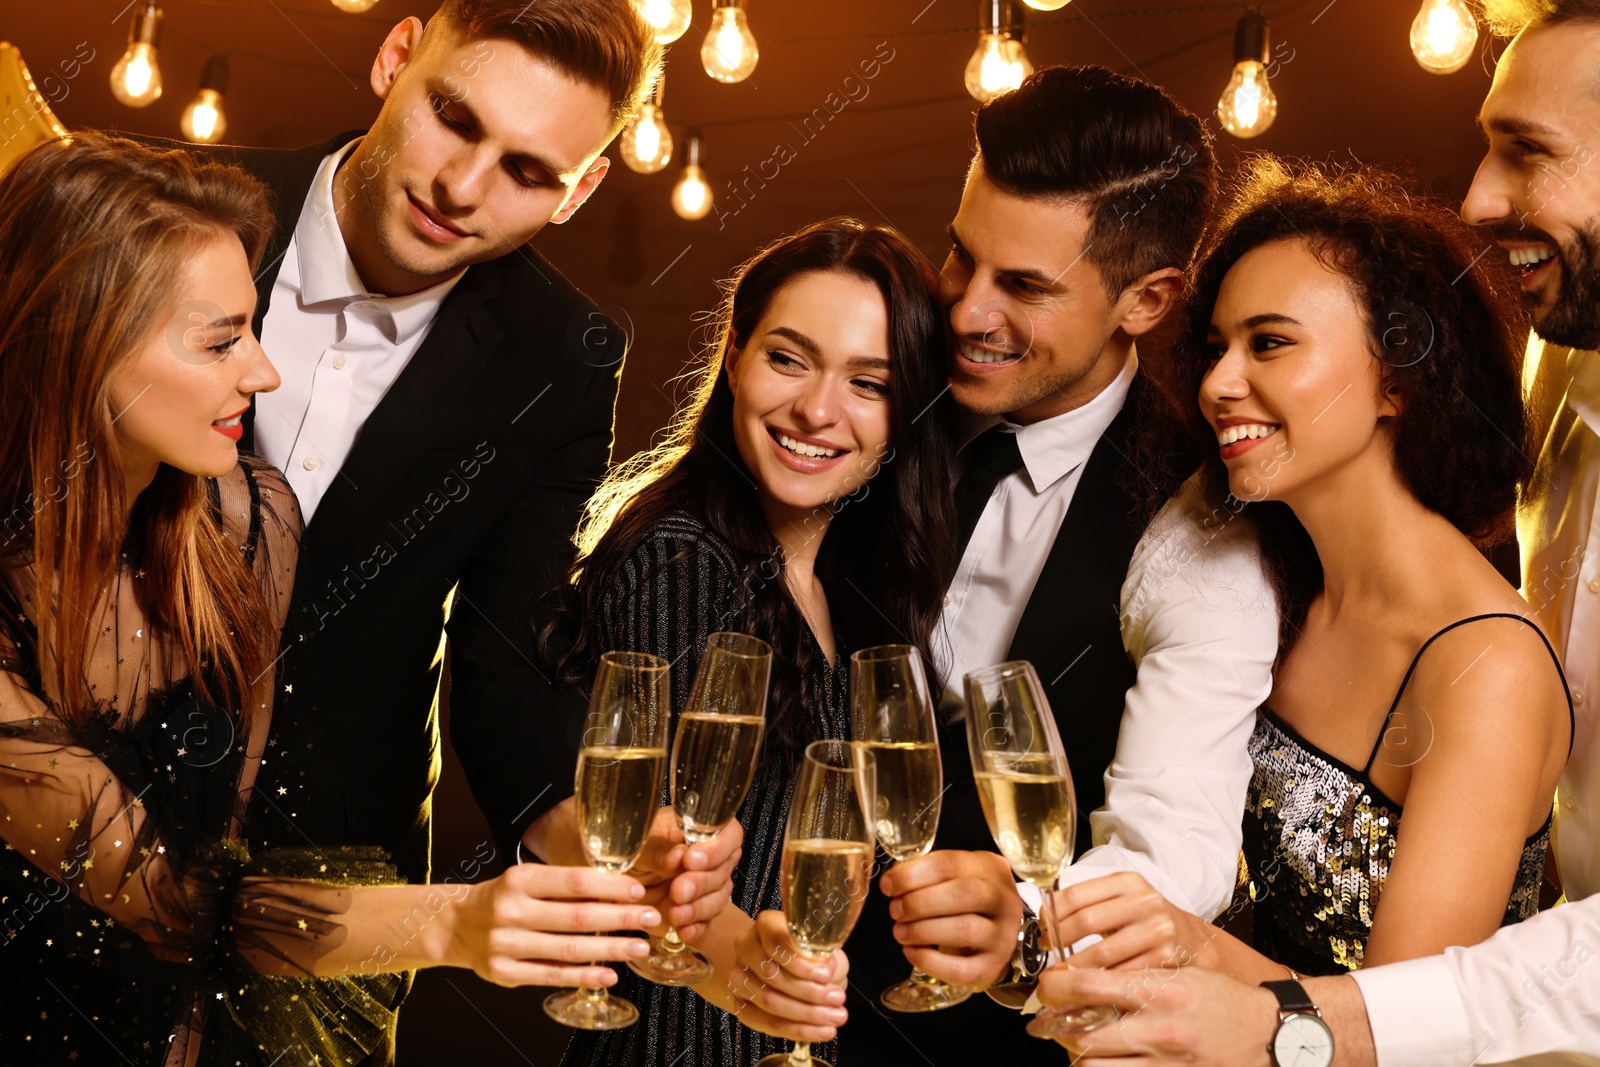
1484,0,1600,34
435,0,662,138
973,64,1217,296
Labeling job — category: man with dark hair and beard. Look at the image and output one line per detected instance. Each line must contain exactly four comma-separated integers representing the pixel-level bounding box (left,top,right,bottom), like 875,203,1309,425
1028,3,1600,1064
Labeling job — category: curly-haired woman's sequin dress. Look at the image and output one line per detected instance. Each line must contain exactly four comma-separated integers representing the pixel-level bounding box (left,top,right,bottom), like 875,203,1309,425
1242,613,1571,976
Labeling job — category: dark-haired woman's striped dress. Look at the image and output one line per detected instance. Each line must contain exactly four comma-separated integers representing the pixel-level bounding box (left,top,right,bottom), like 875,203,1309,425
561,512,852,1067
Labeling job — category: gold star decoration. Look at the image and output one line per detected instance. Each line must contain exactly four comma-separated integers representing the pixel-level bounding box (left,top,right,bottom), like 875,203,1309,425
66,819,79,830
296,919,308,931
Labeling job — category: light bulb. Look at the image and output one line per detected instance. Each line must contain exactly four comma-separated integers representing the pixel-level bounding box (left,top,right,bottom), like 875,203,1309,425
702,2,759,84
330,0,381,11
1217,11,1277,139
180,56,229,144
1410,0,1478,74
181,88,225,142
965,33,1032,103
110,5,163,108
636,0,693,44
1022,0,1072,8
1217,60,1277,138
621,102,674,173
673,136,713,220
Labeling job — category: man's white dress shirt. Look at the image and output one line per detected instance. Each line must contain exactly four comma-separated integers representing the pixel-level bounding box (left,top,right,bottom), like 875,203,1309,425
935,354,1278,922
1351,335,1600,1065
256,139,465,520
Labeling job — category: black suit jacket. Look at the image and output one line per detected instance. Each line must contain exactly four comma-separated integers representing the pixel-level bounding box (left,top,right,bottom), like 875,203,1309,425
194,132,613,886
843,381,1146,1064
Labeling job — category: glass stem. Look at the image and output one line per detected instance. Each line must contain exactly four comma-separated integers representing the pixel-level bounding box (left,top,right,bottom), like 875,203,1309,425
1037,885,1067,968
788,1041,813,1065
661,925,686,953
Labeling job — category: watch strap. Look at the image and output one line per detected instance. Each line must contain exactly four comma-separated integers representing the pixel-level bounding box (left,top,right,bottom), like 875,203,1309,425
1261,978,1317,1015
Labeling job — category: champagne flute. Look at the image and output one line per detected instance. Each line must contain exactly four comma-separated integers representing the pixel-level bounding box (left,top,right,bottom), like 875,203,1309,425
962,660,1118,1041
630,631,772,985
755,740,876,1067
545,650,671,1031
850,644,971,1013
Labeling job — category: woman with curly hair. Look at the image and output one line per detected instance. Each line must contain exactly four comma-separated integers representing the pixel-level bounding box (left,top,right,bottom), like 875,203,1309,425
1043,159,1572,983
543,216,958,1066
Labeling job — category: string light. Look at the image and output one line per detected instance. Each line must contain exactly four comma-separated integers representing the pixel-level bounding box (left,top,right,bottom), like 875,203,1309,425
1410,0,1478,74
330,0,381,12
110,2,164,108
180,55,229,144
621,74,674,174
1217,9,1277,139
1021,0,1072,8
672,134,713,220
635,0,693,44
965,0,1032,104
702,0,759,84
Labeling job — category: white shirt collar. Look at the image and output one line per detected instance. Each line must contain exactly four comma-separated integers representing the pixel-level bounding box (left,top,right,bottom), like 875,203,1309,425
997,350,1139,494
290,138,466,347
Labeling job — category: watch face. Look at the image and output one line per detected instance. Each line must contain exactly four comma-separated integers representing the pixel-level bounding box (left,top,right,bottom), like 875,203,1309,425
1018,918,1046,978
1273,1014,1335,1067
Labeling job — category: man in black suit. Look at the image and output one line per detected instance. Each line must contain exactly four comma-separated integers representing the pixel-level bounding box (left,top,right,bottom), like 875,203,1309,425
818,67,1281,1063
193,0,739,1050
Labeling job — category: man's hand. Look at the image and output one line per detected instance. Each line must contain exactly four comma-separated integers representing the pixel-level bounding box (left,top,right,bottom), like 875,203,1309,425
1037,965,1278,1066
1047,872,1210,971
879,849,1023,989
727,910,850,1043
631,808,744,942
446,864,658,989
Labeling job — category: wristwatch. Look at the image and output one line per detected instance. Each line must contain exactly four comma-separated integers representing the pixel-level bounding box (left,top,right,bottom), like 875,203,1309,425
985,904,1047,1010
1261,979,1335,1067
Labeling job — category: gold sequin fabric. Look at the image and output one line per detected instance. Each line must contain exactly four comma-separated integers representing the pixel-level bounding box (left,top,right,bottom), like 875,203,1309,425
1243,707,1551,975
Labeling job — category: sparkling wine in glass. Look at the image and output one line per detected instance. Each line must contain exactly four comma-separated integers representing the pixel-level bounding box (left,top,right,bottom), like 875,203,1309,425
630,632,772,986
754,740,875,1067
545,650,670,1031
850,644,970,1013
963,660,1118,1041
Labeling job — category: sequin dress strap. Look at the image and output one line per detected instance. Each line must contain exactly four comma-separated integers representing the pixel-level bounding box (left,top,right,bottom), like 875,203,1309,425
1360,611,1574,775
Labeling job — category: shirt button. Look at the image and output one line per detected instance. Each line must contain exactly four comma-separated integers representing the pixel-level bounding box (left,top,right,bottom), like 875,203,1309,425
1566,795,1577,810
1574,688,1587,705
302,457,319,471
943,593,954,609
1589,577,1600,594
332,354,347,370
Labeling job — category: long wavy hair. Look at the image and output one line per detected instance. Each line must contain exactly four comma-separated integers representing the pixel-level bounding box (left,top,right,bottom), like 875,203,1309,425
544,217,958,760
1168,158,1531,648
0,132,276,722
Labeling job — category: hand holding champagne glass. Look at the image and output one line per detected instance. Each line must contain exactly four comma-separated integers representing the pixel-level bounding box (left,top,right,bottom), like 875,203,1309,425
850,644,970,1013
755,740,875,1067
545,651,670,1031
963,660,1117,1041
631,632,772,985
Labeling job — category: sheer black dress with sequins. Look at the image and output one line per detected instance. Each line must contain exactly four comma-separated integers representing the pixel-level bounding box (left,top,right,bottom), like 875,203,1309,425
560,512,852,1067
0,456,403,1067
1242,613,1573,975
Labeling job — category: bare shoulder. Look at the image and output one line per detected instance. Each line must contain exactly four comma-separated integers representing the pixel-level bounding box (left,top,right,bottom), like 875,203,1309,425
1405,611,1569,753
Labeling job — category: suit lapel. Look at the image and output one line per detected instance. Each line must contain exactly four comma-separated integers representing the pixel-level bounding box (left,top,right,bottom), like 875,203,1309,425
303,261,507,545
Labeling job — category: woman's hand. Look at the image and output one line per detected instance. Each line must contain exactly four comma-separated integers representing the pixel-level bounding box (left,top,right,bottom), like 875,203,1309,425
726,910,851,1043
632,808,744,942
1048,872,1212,971
444,864,660,988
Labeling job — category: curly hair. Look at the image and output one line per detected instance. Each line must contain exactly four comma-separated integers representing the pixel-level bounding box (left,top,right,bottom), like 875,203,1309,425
1168,158,1533,646
542,218,957,763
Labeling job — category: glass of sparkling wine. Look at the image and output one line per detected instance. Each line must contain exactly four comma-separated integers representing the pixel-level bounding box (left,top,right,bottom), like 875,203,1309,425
850,644,971,1013
755,740,876,1067
630,631,772,985
544,650,671,1031
962,660,1118,1041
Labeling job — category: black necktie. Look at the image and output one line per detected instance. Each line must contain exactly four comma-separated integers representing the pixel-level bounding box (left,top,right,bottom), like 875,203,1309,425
954,426,1024,559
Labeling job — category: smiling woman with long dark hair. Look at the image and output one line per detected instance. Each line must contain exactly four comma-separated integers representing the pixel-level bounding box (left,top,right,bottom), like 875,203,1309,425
544,216,958,1066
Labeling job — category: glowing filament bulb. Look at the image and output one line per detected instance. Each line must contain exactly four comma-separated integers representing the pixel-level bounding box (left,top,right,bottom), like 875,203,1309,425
110,5,164,109
1217,11,1277,139
636,0,693,44
621,102,674,174
1410,0,1478,74
672,136,713,220
702,2,759,83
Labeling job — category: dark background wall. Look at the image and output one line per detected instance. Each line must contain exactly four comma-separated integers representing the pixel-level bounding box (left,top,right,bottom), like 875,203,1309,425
3,1,1505,1060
